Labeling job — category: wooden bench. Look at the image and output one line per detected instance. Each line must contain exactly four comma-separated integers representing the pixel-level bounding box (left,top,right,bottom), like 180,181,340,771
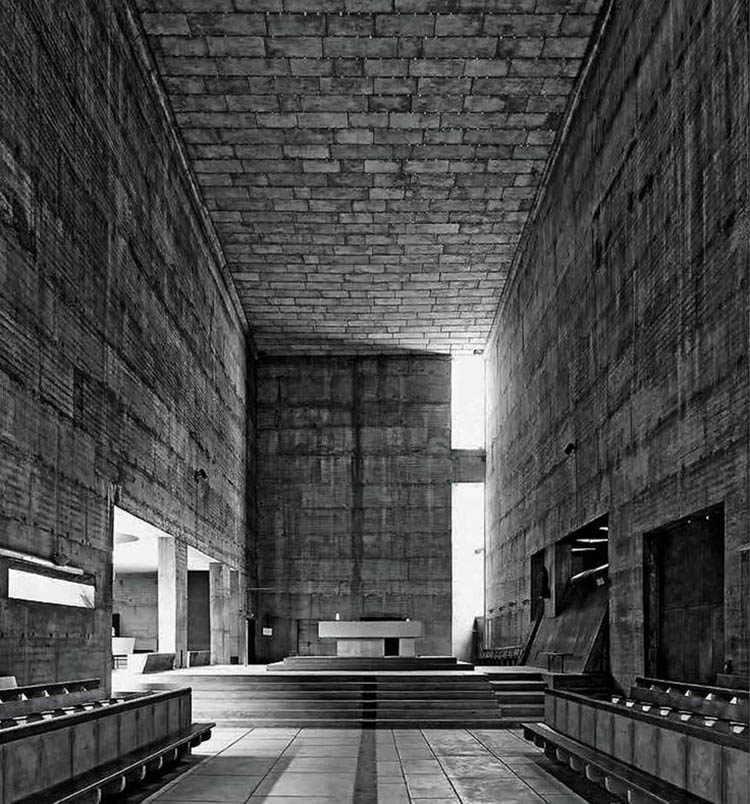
479,646,521,665
17,721,213,804
523,722,707,804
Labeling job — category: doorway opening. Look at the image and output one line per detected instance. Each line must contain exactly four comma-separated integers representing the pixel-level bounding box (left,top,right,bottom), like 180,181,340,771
644,505,724,685
112,506,239,670
523,515,610,673
530,548,549,623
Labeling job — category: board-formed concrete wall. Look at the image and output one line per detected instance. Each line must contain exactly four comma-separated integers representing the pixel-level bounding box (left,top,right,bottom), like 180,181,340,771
0,1,251,686
113,573,158,652
256,355,452,661
485,0,749,686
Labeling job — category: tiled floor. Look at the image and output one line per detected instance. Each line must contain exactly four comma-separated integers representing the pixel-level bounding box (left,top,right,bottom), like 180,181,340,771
144,727,613,803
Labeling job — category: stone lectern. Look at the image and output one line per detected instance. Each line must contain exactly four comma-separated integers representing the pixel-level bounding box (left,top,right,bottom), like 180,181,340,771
318,620,424,657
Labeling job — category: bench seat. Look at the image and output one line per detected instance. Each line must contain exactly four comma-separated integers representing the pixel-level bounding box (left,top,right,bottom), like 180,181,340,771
543,687,748,803
16,722,214,804
523,722,708,804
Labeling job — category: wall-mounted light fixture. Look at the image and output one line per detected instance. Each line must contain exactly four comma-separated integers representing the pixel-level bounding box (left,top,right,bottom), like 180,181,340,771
51,549,70,567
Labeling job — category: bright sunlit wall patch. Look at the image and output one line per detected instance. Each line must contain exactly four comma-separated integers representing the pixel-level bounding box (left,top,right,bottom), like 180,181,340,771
8,568,95,609
452,355,485,449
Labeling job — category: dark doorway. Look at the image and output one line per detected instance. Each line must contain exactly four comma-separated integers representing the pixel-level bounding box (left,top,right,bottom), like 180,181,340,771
246,618,256,664
644,506,724,685
384,637,399,656
187,571,210,651
530,549,548,622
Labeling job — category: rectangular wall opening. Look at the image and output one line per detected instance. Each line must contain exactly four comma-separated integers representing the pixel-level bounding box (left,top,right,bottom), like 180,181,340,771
523,515,610,673
644,504,724,685
530,548,548,623
452,482,485,661
8,568,95,609
451,356,485,449
112,506,233,667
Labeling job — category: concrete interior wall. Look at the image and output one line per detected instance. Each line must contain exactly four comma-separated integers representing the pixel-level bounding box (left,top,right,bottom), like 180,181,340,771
0,0,252,686
113,573,158,652
485,0,749,687
256,355,452,662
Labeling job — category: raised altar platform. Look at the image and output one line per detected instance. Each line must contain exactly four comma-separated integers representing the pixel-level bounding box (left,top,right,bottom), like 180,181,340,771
267,655,472,672
318,619,423,657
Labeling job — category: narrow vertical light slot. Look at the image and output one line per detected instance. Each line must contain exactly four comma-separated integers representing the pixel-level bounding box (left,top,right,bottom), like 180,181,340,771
452,482,485,662
451,355,485,449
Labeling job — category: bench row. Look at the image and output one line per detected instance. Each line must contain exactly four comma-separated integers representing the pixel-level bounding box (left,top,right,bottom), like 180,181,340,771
610,694,747,736
1,687,204,803
543,688,748,804
631,677,749,723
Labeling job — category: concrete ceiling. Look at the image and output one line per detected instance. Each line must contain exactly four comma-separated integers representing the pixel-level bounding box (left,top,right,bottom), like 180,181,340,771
136,0,603,354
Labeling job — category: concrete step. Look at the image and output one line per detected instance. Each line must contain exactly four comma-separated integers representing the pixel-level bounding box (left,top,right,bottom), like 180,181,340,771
188,690,496,702
270,657,470,672
135,674,489,685
118,669,507,728
136,683,494,697
196,709,503,721
150,674,488,683
498,703,545,719
490,690,544,705
174,679,492,688
134,684,493,696
185,690,497,701
189,696,496,707
489,680,546,691
483,672,544,682
192,701,499,714
209,717,518,728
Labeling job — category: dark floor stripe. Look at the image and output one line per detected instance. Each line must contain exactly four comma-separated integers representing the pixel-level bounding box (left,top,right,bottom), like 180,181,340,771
353,728,378,803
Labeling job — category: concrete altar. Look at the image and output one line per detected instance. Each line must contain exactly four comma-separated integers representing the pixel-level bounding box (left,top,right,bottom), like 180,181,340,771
318,620,423,657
